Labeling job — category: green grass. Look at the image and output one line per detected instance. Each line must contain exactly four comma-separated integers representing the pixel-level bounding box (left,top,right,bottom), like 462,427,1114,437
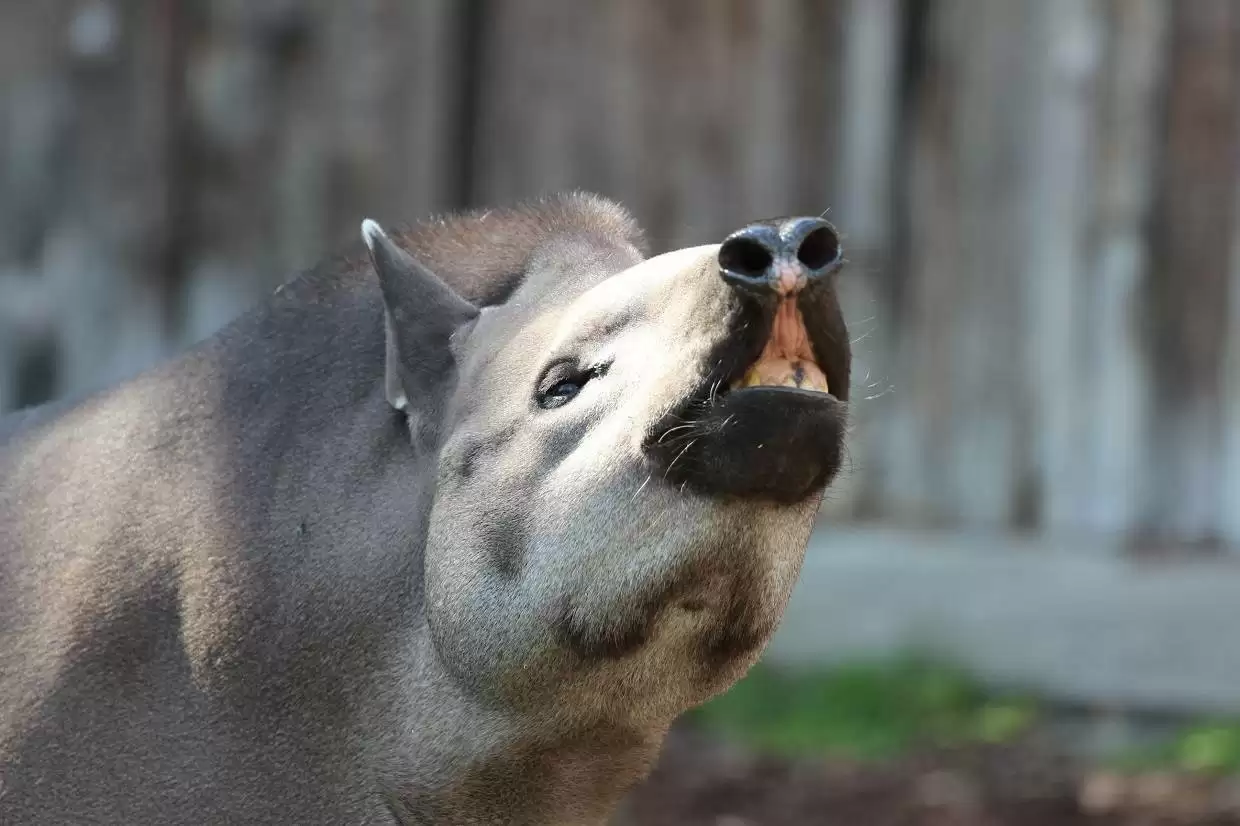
1106,720,1240,776
692,656,1240,776
689,655,1039,761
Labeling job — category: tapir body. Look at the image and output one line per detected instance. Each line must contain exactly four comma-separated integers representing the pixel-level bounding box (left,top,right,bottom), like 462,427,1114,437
0,193,850,824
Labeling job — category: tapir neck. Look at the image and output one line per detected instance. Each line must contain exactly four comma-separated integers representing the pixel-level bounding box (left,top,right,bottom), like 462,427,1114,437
381,630,665,826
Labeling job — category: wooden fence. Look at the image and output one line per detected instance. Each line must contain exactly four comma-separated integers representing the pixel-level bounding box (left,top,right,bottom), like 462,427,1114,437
2,0,1238,548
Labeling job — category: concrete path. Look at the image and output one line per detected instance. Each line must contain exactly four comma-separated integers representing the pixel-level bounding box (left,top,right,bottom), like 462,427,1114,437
764,524,1240,715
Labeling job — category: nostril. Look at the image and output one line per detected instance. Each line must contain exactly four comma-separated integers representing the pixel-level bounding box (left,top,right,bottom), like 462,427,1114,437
718,237,774,280
796,226,841,271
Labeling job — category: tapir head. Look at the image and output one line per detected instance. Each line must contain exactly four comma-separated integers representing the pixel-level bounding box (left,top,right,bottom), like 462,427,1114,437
361,194,849,726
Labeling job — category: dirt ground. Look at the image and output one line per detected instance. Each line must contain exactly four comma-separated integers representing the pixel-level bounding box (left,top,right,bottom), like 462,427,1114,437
615,726,1240,826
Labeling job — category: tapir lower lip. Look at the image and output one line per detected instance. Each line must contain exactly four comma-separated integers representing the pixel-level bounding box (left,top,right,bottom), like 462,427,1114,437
728,385,838,402
642,285,848,503
648,382,846,503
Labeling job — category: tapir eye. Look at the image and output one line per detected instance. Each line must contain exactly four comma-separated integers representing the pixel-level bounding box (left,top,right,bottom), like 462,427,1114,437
542,379,583,408
536,361,608,410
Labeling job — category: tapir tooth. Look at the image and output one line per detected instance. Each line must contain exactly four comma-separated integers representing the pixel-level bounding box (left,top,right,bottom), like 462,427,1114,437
731,359,830,393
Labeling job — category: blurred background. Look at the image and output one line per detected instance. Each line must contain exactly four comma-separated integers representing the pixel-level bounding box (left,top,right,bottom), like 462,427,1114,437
3,1,1240,823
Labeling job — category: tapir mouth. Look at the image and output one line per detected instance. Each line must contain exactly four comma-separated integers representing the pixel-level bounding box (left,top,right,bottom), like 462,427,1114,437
643,278,849,504
698,273,848,419
730,298,831,394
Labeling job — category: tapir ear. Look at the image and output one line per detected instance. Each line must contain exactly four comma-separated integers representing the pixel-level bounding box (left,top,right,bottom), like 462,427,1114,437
361,219,478,413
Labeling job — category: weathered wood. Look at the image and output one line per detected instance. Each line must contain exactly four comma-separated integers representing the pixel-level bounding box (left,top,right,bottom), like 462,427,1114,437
1222,15,1240,546
0,0,180,405
824,0,902,522
473,0,846,251
3,0,1240,551
886,0,1036,529
1075,0,1166,538
1225,185,1240,544
178,0,469,349
1019,0,1103,537
1145,0,1239,546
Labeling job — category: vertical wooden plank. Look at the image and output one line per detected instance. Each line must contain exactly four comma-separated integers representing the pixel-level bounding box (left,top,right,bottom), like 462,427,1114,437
942,0,1032,530
470,0,603,206
179,0,467,348
1145,0,1239,545
1224,173,1240,547
651,0,845,247
838,0,901,254
787,0,847,220
734,0,799,220
0,2,68,412
0,275,54,412
601,0,741,250
321,0,467,224
1020,0,1104,536
1220,23,1240,549
0,2,70,269
1074,0,1166,538
825,0,902,522
1,0,179,404
599,0,647,220
181,0,319,344
473,0,846,253
886,0,1158,539
888,0,1035,529
878,0,951,526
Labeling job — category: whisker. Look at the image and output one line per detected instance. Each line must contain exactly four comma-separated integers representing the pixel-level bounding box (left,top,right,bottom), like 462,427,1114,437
657,423,700,444
630,474,653,502
658,429,705,447
663,438,700,480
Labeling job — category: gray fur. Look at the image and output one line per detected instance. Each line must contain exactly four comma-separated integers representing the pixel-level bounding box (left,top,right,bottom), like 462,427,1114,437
0,193,847,825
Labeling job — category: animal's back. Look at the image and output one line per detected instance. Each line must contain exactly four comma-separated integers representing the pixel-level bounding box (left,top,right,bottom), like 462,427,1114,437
0,285,410,823
0,342,230,816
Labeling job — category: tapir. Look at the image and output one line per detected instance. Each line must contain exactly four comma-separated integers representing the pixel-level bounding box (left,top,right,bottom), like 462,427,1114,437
0,193,850,825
